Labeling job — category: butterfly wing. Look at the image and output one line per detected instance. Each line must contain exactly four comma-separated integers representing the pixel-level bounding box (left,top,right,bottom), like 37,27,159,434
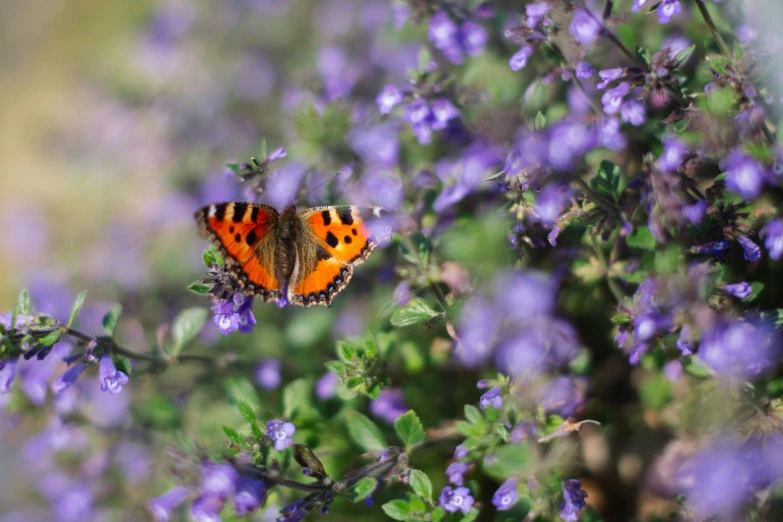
194,202,284,302
288,206,382,307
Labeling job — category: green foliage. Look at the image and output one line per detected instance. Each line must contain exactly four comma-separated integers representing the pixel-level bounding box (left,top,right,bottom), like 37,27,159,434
391,298,440,327
408,469,433,501
102,304,123,336
168,307,208,357
345,411,386,451
394,410,425,451
68,290,87,327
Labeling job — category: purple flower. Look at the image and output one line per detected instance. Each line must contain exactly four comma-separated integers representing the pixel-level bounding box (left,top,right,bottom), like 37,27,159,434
548,119,597,170
723,150,768,200
569,9,602,45
316,372,340,400
439,486,474,514
656,0,682,24
620,100,646,126
98,354,129,394
548,226,562,246
0,358,18,393
597,68,624,89
376,85,402,115
560,479,588,521
575,61,594,79
492,478,518,511
234,476,267,515
479,386,503,409
191,495,224,522
677,325,694,356
429,12,462,63
761,219,783,260
539,376,585,417
460,20,488,56
53,484,93,522
699,320,780,379
430,99,459,130
738,236,761,261
597,118,627,150
634,313,666,342
454,443,470,459
266,420,296,451
509,47,533,71
535,184,571,226
510,420,537,442
631,0,650,12
212,294,256,335
722,282,753,300
255,359,281,390
526,2,552,27
446,462,470,486
201,463,238,500
658,137,688,172
51,363,86,394
148,486,189,522
683,201,707,224
664,360,684,381
370,388,407,423
601,83,631,115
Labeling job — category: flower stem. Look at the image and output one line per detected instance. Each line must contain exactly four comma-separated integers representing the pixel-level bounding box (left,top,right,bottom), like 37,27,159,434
693,0,731,58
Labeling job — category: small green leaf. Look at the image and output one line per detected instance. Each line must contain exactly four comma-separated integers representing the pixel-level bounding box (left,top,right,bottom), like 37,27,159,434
293,443,327,476
345,411,386,451
391,298,440,327
626,227,656,250
408,469,433,500
169,307,208,356
102,304,123,336
38,330,63,346
674,44,697,65
590,160,621,201
17,288,30,318
283,378,314,419
324,360,345,375
115,357,132,376
460,508,480,522
67,291,88,327
203,245,224,268
336,341,357,363
394,410,425,451
187,283,211,295
222,425,241,445
381,499,411,521
431,507,446,522
237,399,257,424
681,356,712,378
399,233,432,266
634,46,651,68
483,443,531,479
455,420,486,439
533,111,546,130
364,336,378,358
345,376,363,389
744,282,764,303
464,405,483,425
417,48,432,72
350,477,379,502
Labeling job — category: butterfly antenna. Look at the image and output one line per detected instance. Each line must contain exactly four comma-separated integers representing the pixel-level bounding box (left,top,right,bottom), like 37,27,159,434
294,171,342,205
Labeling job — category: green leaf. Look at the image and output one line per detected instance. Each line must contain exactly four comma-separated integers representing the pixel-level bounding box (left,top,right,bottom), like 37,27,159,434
38,329,63,346
417,48,432,72
381,500,411,521
408,469,433,500
533,111,546,130
350,477,379,502
283,378,314,419
483,443,531,479
431,507,446,522
626,227,656,250
391,298,440,327
187,283,211,295
394,410,425,451
707,86,735,115
674,44,697,65
237,399,257,424
455,420,486,439
293,443,327,476
17,288,30,319
324,360,345,375
364,336,378,358
634,46,651,68
336,341,357,363
399,232,432,266
590,160,621,201
464,405,483,425
102,304,123,336
67,291,88,327
681,356,712,378
222,425,241,445
744,282,764,303
345,376,363,389
460,508,480,522
115,357,132,376
169,307,207,356
203,245,224,267
345,411,386,451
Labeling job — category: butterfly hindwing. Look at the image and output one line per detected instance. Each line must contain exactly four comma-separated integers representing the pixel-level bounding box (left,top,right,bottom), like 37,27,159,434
194,202,283,301
288,206,379,307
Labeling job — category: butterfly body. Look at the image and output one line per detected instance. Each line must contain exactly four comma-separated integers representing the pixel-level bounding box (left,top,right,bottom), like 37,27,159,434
195,202,381,307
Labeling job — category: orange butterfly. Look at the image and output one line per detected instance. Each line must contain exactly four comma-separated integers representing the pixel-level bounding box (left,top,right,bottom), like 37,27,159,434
194,203,383,307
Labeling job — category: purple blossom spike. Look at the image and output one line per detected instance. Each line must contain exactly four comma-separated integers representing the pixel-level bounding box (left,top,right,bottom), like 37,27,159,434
430,99,459,130
439,486,474,514
53,484,93,522
569,9,602,45
212,294,256,335
738,236,761,261
510,420,537,442
460,21,487,56
266,420,296,451
148,486,189,522
99,355,129,394
479,386,503,409
683,201,707,224
429,12,462,64
722,282,753,299
601,83,631,115
51,363,86,394
656,0,682,24
0,357,18,393
201,463,238,500
509,47,533,71
234,476,267,515
535,184,570,226
631,0,650,12
723,150,767,200
621,100,646,126
190,495,224,522
575,61,594,79
454,443,469,459
492,478,518,511
526,2,551,27
677,325,694,356
597,68,624,89
376,85,402,115
446,462,470,486
560,479,588,521
658,137,688,172
761,219,783,260
255,359,281,390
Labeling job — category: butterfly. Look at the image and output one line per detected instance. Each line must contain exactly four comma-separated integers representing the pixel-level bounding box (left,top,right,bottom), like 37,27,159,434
194,202,384,307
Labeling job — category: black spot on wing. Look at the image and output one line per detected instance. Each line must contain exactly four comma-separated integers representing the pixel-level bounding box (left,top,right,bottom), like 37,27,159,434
352,228,357,236
234,233,241,242
325,231,339,248
316,246,331,261
250,206,260,223
321,210,331,226
246,229,257,245
338,208,354,225
214,205,226,221
344,235,352,244
232,203,248,223
229,226,235,233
